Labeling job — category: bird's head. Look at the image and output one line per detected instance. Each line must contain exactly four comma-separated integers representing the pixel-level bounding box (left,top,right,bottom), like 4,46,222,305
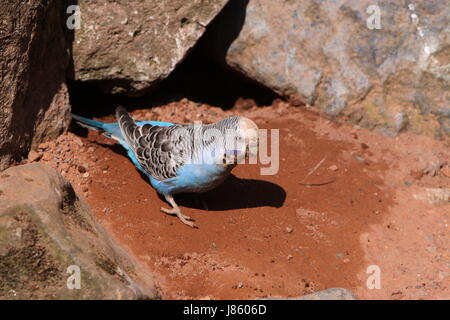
222,117,259,166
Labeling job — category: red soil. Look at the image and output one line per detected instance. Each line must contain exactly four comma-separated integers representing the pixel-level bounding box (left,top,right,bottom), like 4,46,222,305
36,99,449,299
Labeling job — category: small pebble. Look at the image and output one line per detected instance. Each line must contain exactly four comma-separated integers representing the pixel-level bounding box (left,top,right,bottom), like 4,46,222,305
335,252,345,259
59,163,69,172
410,170,424,180
74,137,83,147
441,165,450,178
28,150,43,162
78,165,87,173
38,142,49,150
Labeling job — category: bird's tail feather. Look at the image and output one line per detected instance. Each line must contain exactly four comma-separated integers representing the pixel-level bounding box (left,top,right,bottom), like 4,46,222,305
71,113,124,142
71,114,107,131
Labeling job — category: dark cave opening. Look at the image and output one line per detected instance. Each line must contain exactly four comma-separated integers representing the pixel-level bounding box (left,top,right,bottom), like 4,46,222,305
68,48,280,118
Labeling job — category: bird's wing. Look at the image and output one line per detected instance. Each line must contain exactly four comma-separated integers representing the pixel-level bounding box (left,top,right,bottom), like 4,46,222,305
116,107,190,181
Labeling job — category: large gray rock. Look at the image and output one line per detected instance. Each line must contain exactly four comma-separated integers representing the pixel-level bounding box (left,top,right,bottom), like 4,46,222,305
72,0,230,95
0,163,158,299
213,0,449,137
0,0,71,171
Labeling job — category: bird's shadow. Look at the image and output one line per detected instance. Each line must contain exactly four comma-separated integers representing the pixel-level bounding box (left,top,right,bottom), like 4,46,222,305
175,174,286,211
92,140,286,211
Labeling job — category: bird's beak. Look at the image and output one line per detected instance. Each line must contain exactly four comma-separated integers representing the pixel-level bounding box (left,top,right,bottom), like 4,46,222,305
245,142,258,161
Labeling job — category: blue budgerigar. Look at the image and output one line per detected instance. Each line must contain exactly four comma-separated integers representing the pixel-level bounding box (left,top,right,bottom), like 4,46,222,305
72,107,259,228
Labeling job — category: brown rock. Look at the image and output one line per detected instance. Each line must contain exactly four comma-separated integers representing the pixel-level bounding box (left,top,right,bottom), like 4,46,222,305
28,150,43,163
0,0,71,170
0,163,158,299
38,142,50,151
72,0,230,95
410,170,424,180
208,0,449,137
440,165,450,178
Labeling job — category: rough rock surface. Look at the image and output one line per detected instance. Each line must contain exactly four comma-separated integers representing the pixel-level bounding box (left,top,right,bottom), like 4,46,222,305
0,0,71,171
211,0,449,137
263,288,357,300
296,288,357,300
72,0,230,95
0,163,158,299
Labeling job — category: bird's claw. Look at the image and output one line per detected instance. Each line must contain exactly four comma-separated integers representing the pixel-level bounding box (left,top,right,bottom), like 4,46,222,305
160,206,176,216
160,207,193,220
160,207,197,228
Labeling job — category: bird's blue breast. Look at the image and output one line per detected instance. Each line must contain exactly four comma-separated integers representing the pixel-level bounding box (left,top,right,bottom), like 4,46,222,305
147,163,232,196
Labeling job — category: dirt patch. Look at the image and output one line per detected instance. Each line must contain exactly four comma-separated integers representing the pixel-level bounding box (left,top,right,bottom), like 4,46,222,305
36,99,449,299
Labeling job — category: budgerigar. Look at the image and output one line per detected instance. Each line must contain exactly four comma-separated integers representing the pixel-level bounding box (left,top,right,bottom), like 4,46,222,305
72,107,259,228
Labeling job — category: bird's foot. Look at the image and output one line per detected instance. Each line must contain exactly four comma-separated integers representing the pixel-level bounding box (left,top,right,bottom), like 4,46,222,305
160,207,197,228
160,206,193,220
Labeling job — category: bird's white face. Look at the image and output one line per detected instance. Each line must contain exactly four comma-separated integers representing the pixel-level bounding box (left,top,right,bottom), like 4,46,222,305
240,117,259,162
223,117,259,166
